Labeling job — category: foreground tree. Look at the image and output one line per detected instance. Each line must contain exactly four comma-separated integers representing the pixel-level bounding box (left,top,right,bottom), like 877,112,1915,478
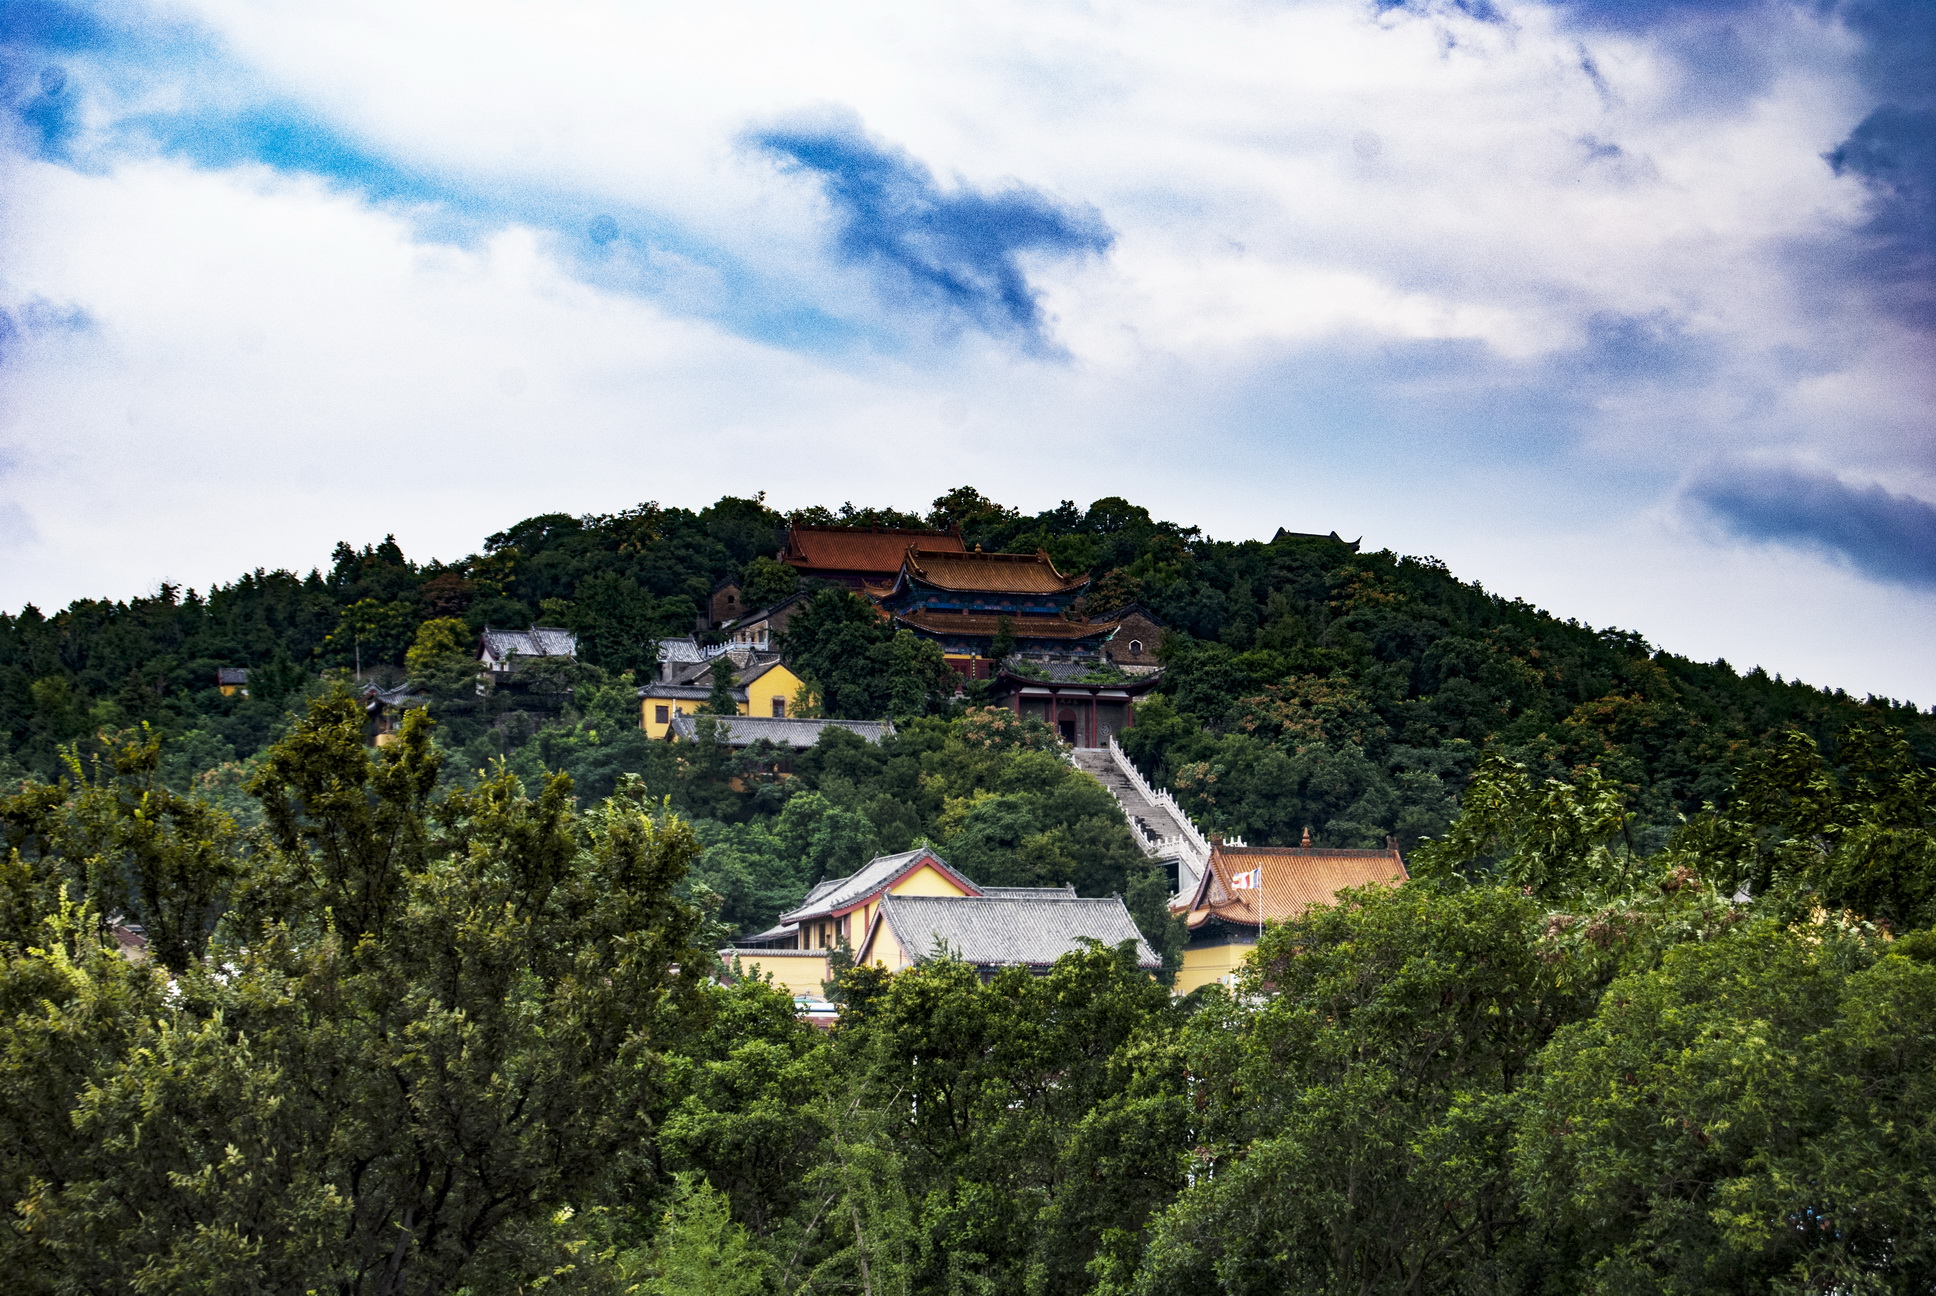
2,693,711,1294
1518,920,1936,1293
1125,881,1591,1296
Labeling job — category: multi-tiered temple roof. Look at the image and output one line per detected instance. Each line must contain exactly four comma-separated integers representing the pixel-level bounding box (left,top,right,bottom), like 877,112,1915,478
873,548,1090,602
875,547,1113,662
780,524,965,587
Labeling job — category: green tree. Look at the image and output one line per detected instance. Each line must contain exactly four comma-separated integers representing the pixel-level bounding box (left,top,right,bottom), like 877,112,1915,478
775,791,878,888
1123,862,1185,984
849,943,1173,1295
404,616,477,696
323,597,420,671
781,591,956,721
1724,725,1936,929
1517,918,1936,1294
663,977,832,1238
570,572,690,674
0,728,243,973
60,728,244,972
632,1174,773,1296
0,901,174,1296
707,658,741,716
1410,750,1635,898
249,645,308,706
740,556,800,611
1129,881,1596,1296
7,694,713,1293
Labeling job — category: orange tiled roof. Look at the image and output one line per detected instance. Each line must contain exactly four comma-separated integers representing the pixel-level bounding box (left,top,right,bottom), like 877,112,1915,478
783,525,964,574
1182,843,1407,930
901,548,1088,595
895,610,1116,640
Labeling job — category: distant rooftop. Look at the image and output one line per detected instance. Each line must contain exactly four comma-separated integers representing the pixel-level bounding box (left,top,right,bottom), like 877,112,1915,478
655,635,733,665
1182,842,1407,930
781,524,965,575
898,548,1087,595
480,626,578,661
873,892,1159,970
782,846,975,924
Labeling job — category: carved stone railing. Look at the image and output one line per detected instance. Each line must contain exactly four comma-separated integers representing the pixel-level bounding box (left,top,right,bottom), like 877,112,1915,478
1102,736,1244,872
1105,735,1208,861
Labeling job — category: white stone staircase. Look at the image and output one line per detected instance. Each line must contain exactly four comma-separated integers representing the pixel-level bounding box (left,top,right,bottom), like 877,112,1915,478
1071,738,1236,898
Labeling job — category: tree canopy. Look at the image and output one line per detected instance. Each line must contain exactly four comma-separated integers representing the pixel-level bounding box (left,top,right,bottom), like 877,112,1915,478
2,490,1934,1292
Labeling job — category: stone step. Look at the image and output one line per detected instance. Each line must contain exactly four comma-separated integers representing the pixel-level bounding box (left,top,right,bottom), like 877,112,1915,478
1071,748,1191,845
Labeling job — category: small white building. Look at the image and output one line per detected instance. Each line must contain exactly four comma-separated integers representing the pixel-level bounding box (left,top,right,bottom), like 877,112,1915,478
478,626,578,679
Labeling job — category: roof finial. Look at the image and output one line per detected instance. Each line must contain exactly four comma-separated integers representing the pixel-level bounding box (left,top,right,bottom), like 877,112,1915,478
1301,825,1312,848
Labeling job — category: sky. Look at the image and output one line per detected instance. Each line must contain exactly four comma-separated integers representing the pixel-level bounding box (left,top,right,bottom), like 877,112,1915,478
0,0,1931,701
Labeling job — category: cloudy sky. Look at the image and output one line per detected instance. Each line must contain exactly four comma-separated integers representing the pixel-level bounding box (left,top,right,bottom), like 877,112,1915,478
1,0,1931,699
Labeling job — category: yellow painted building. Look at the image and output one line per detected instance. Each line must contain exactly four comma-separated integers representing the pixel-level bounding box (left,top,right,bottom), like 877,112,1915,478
720,847,981,996
721,949,833,998
639,656,806,740
1172,937,1255,996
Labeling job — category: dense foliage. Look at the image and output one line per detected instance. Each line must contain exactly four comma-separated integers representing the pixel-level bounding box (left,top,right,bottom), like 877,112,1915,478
3,490,1935,1291
3,698,1933,1293
5,488,1926,863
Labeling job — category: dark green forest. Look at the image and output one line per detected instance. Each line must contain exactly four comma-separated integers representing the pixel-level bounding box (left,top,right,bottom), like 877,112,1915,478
4,489,1929,934
3,490,1934,1293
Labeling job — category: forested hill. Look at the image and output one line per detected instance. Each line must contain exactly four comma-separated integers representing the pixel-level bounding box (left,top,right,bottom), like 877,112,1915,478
2,489,1929,835
6,490,1936,1294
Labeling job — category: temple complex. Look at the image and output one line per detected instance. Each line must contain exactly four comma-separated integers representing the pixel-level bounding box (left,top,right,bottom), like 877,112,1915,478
664,528,1175,752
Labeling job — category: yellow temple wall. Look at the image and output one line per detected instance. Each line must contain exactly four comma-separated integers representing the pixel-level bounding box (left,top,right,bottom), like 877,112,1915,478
727,951,831,998
1174,940,1254,996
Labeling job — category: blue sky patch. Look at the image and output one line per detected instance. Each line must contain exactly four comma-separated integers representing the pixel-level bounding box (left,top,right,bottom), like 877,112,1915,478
131,103,449,208
0,0,109,52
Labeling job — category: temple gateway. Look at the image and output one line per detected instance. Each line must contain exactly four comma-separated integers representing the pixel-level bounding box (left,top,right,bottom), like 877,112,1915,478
985,670,1160,748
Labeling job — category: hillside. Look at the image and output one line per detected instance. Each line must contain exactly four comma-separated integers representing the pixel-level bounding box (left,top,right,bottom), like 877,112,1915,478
3,488,1926,825
4,489,1936,1293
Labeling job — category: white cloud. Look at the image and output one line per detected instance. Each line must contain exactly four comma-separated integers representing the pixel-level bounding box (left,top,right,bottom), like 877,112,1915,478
2,0,1930,700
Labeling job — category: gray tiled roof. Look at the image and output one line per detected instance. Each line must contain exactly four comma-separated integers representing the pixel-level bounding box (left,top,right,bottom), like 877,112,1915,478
717,591,809,635
216,667,250,685
363,684,428,709
877,893,1159,969
733,922,801,947
655,636,732,665
647,651,782,689
640,684,718,702
666,714,895,749
781,847,972,923
481,626,577,659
